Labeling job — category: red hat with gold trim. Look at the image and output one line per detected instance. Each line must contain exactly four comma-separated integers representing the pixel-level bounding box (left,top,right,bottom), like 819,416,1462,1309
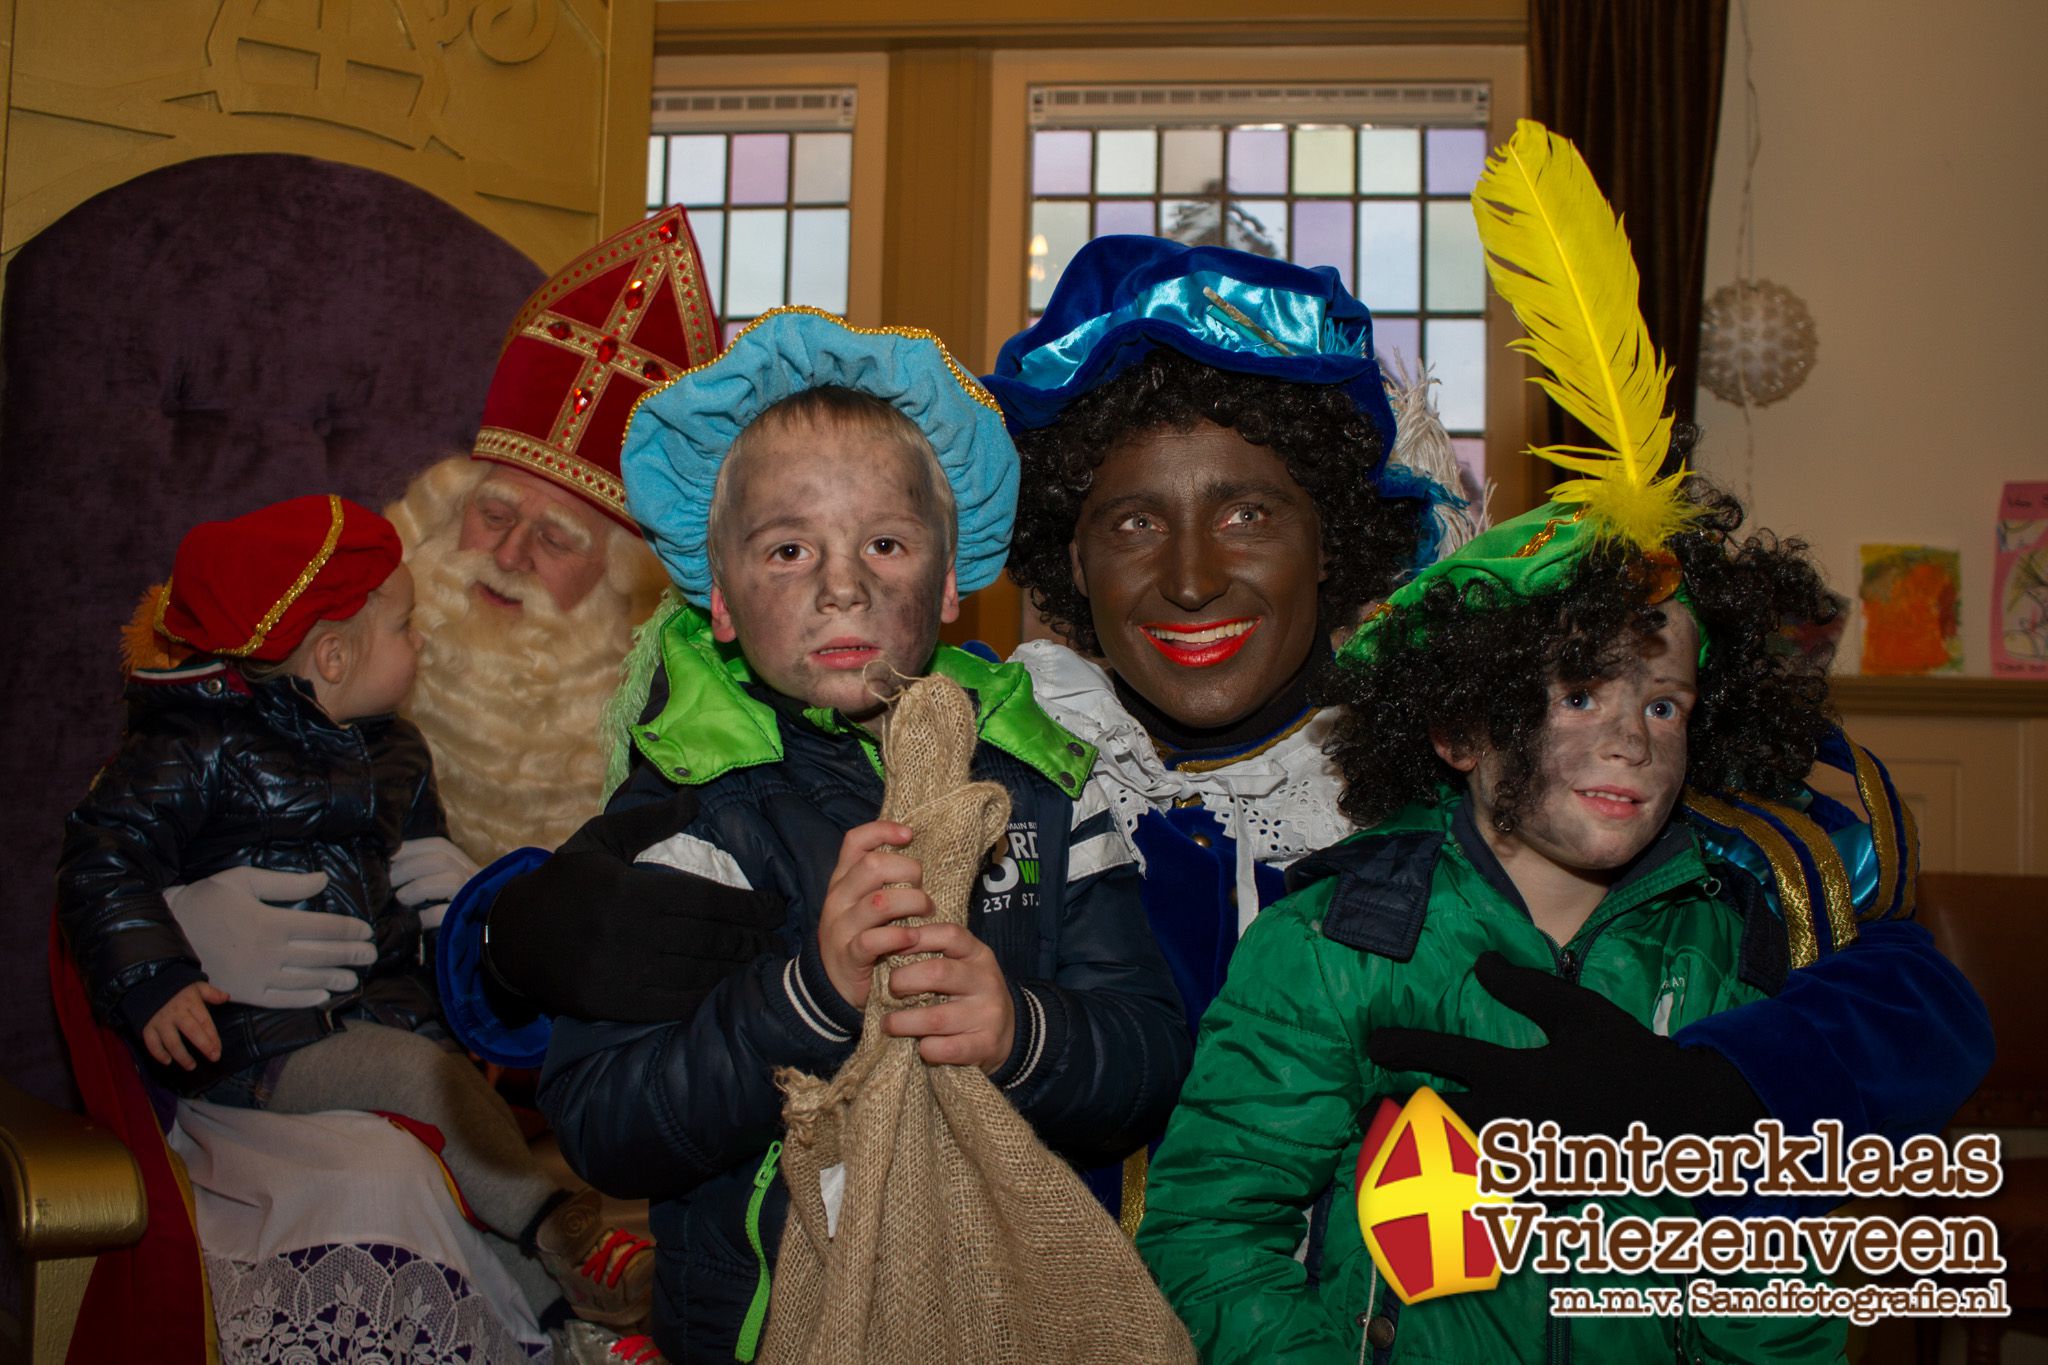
152,494,403,664
471,206,722,528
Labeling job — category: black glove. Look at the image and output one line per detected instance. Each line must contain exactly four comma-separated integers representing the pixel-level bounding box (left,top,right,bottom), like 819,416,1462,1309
481,792,787,1025
1366,951,1767,1140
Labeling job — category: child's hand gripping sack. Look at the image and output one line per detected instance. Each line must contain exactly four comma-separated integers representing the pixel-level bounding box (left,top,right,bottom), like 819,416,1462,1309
762,674,1194,1365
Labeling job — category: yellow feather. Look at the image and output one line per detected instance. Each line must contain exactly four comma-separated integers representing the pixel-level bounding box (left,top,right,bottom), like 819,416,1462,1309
1473,119,1695,550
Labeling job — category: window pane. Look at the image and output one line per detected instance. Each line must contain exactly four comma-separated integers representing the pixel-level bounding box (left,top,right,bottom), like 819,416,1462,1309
729,133,790,205
1357,128,1420,195
1161,199,1221,247
1030,200,1091,311
666,135,726,208
792,132,852,204
1291,200,1353,278
1426,318,1487,431
1095,130,1158,195
1012,102,1492,454
1292,126,1355,196
724,320,750,347
686,209,726,313
788,209,850,315
1425,127,1488,197
1227,127,1287,194
646,137,665,207
1424,200,1486,312
1374,316,1420,371
1450,437,1486,498
1230,199,1288,258
1357,201,1420,312
1033,130,1092,195
725,208,788,316
1161,129,1223,194
1095,200,1156,236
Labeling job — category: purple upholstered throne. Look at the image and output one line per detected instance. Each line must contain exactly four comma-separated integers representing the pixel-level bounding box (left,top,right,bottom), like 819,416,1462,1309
0,153,543,1107
0,155,551,1360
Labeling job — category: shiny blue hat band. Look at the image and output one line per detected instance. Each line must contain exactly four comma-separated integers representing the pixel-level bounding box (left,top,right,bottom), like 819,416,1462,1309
982,236,1398,462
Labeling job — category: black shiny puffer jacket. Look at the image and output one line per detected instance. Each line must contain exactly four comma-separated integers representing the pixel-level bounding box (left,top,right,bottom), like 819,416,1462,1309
57,660,445,1095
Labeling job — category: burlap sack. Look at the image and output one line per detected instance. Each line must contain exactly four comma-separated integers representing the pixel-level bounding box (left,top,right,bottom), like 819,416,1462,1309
759,675,1194,1365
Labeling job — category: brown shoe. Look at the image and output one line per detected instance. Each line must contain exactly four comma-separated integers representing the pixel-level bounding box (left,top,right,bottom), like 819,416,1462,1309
533,1189,655,1331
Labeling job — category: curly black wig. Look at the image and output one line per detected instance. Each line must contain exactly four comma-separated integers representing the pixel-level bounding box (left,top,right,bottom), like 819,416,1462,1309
1322,481,1844,832
1008,348,1426,655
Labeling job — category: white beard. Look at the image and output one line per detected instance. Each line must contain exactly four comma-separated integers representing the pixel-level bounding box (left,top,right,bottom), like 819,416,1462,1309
397,504,641,864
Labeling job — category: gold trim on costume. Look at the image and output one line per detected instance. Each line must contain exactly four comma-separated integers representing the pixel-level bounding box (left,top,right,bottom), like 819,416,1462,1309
1509,508,1587,559
1119,1147,1148,1239
1749,795,1858,953
505,209,713,344
1846,739,1907,921
474,428,630,518
1900,796,1920,919
1683,791,1821,969
154,493,348,658
1170,709,1321,773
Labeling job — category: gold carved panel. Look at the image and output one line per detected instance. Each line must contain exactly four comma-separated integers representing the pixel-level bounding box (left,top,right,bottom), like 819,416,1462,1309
1,0,653,274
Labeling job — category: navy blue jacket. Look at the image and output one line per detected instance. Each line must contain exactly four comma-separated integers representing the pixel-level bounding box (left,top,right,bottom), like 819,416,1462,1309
58,660,444,1095
537,646,1189,1363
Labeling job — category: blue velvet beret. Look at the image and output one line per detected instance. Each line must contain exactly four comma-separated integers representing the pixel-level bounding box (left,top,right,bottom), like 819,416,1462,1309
981,235,1399,460
620,307,1020,606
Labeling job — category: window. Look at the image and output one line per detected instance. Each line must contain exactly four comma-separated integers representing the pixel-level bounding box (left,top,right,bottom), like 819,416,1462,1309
647,54,889,338
1025,82,1492,489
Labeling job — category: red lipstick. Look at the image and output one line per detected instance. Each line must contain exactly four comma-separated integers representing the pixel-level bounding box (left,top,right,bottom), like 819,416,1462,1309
1139,617,1261,668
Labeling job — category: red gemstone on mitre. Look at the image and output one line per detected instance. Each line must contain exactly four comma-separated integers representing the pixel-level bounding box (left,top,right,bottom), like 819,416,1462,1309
624,279,646,309
642,361,666,381
657,219,679,242
595,336,620,365
572,387,593,414
546,320,573,340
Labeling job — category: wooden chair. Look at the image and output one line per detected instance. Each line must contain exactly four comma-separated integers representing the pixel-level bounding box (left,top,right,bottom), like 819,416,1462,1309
1912,872,2048,1365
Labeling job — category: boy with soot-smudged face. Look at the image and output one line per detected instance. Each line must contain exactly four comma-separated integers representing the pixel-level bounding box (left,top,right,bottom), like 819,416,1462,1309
532,309,1187,1364
1140,482,1859,1365
1132,121,1962,1365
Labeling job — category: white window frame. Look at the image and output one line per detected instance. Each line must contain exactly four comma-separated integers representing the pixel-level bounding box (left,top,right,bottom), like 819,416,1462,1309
650,52,890,328
986,44,1534,514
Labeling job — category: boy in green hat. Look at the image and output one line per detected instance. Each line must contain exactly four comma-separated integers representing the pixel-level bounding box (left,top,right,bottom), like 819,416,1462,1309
1135,122,1953,1363
1139,478,1860,1363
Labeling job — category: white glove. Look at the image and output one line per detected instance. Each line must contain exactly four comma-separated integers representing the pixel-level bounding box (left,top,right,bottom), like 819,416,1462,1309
163,867,372,1009
389,837,480,915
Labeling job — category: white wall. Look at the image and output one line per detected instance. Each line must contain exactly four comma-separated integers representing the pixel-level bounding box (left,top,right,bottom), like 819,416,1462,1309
1693,0,2048,675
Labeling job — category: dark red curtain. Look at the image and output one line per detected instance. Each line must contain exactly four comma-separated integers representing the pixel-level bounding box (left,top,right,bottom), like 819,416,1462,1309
1529,0,1730,454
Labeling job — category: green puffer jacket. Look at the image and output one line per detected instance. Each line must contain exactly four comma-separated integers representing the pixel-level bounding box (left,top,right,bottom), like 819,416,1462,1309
1136,797,1847,1365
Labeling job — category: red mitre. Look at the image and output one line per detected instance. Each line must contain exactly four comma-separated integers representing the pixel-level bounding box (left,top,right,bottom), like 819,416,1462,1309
156,494,402,663
472,206,722,527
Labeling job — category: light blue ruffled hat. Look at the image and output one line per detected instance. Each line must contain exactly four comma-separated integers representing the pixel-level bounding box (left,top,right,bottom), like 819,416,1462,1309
620,306,1020,606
